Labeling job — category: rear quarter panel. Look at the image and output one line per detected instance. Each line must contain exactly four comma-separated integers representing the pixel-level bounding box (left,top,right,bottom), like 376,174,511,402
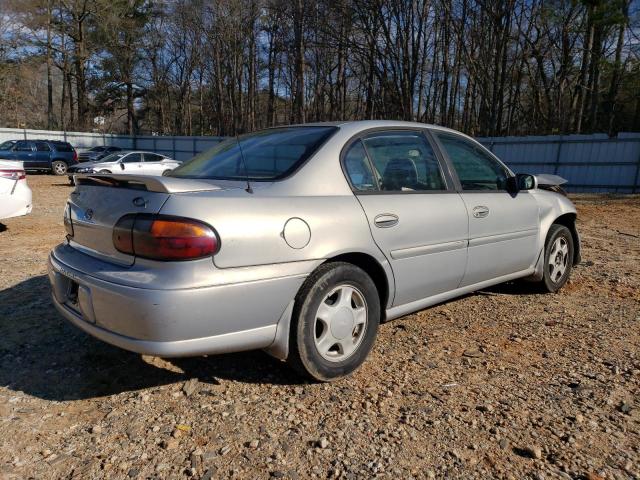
158,190,386,270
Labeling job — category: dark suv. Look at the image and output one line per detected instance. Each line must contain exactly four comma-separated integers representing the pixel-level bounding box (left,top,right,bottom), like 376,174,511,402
0,140,78,175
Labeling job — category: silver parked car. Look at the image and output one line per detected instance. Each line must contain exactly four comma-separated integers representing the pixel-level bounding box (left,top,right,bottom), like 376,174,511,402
48,121,580,381
68,151,181,179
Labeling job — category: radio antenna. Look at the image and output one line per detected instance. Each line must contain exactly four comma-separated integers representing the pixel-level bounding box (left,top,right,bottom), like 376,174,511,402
235,134,253,194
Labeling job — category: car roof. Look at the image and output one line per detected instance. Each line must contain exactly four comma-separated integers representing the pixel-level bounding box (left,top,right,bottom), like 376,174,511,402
117,150,166,155
269,121,472,149
273,120,464,137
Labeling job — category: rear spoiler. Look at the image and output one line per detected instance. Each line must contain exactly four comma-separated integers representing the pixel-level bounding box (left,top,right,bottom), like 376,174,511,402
75,174,222,193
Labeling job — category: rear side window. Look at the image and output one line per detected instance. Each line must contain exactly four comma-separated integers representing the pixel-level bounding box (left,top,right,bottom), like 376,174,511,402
54,142,74,152
360,131,446,192
343,141,377,191
144,153,164,162
36,141,51,152
170,126,337,181
436,133,508,191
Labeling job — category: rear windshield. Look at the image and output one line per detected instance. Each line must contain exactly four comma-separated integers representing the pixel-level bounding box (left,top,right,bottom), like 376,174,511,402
169,126,337,181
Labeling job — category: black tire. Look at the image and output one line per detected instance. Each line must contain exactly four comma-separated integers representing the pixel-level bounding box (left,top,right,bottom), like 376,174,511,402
51,160,68,176
98,169,111,174
539,224,574,293
287,262,380,382
162,169,172,176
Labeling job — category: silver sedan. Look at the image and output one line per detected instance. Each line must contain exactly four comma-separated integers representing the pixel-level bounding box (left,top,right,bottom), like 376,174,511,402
48,121,580,381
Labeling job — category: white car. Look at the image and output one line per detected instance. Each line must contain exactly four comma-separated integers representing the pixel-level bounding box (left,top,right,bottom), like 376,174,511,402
68,151,181,179
0,160,32,220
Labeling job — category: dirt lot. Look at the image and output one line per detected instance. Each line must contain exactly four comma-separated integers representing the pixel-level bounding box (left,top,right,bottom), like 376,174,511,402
0,175,638,480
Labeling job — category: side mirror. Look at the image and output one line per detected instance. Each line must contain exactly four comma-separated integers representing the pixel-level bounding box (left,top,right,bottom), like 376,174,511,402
506,176,519,194
516,173,537,190
120,162,125,170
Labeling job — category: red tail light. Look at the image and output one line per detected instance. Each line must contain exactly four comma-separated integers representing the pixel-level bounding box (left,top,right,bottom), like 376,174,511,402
0,169,26,180
113,214,219,261
73,151,78,162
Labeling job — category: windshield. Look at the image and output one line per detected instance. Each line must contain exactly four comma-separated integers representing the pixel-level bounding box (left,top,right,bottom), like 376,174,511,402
99,152,127,163
0,141,16,150
169,126,337,181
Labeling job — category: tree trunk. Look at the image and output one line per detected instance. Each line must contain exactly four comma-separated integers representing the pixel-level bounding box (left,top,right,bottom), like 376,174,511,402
605,1,628,135
293,0,305,123
46,0,54,129
574,5,594,133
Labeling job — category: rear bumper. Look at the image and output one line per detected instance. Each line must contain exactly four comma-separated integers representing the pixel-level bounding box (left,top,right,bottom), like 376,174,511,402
48,246,309,357
0,184,32,220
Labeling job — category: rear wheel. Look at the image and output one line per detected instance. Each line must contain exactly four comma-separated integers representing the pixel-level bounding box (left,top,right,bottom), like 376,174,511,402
539,224,574,293
287,262,380,381
162,169,172,176
51,161,68,175
98,169,111,174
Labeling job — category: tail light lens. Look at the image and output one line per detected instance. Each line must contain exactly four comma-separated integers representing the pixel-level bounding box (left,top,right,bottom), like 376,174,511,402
0,169,26,180
63,203,74,236
73,151,78,162
113,214,219,261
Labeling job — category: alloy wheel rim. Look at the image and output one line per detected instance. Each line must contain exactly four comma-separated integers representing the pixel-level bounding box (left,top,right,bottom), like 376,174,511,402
548,236,569,283
54,163,66,174
313,284,368,362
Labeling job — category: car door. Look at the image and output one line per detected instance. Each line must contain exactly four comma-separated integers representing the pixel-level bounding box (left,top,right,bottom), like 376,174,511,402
119,152,144,174
34,141,52,168
343,129,469,307
432,131,539,287
12,141,37,167
142,153,166,175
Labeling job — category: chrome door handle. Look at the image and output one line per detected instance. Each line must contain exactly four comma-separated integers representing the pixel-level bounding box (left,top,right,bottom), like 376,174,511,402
472,206,489,218
374,213,399,228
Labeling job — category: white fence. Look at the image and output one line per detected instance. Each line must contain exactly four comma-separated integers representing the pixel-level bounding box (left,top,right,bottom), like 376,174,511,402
2,127,639,193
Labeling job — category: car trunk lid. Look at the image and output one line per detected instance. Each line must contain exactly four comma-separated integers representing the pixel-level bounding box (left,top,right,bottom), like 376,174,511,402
67,175,229,265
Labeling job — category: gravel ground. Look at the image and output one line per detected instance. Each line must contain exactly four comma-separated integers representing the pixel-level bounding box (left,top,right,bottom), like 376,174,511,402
0,175,639,480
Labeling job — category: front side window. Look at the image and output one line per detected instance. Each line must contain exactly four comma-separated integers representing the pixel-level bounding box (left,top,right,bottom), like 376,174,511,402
122,153,143,163
14,141,33,152
170,126,337,181
361,131,446,192
101,153,126,163
436,133,508,191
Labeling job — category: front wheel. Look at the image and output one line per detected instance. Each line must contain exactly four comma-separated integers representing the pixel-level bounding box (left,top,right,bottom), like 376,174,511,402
162,169,172,176
287,262,380,381
98,169,111,174
51,161,68,175
539,224,574,293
